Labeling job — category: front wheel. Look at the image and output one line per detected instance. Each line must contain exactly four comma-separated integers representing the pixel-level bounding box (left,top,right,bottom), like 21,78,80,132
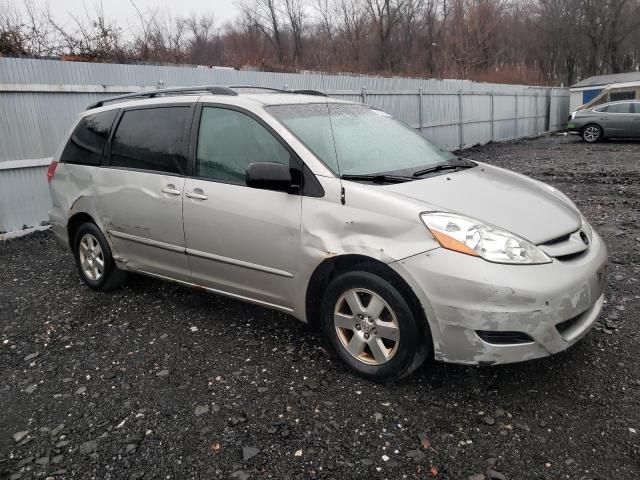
320,271,427,381
582,124,602,143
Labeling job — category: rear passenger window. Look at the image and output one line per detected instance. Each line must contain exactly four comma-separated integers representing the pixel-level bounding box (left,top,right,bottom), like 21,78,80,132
61,110,118,166
607,103,632,114
109,107,190,174
196,107,290,185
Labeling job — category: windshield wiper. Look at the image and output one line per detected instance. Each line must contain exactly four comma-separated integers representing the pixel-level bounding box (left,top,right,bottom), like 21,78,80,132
412,161,474,178
340,174,412,184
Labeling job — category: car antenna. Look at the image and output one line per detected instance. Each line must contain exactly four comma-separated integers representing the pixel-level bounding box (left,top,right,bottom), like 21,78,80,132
319,71,345,205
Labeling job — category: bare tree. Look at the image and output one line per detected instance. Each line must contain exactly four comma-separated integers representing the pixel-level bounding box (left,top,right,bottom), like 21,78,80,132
398,0,425,71
313,0,338,58
186,13,220,64
365,0,405,70
420,0,450,75
0,1,27,54
283,0,305,64
580,0,640,73
336,0,369,67
49,1,125,60
239,0,287,64
5,0,640,85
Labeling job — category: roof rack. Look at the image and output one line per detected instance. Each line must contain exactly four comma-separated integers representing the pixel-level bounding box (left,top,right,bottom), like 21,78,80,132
87,85,329,110
292,89,327,97
228,86,327,96
227,85,286,93
87,85,238,109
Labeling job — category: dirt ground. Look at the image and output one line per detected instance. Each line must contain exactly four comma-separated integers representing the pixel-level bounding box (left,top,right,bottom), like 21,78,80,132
1,134,639,480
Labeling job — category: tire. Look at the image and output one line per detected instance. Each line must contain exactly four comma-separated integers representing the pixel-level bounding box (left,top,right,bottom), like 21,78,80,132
320,270,427,381
582,124,602,143
73,222,126,291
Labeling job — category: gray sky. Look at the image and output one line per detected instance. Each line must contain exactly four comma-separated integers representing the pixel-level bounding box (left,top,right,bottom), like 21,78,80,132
38,0,240,29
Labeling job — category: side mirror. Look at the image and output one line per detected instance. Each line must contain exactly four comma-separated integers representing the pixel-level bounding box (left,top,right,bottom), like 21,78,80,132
246,162,293,192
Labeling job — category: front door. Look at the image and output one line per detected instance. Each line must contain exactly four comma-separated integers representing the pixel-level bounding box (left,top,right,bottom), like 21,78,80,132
182,105,302,311
97,105,193,280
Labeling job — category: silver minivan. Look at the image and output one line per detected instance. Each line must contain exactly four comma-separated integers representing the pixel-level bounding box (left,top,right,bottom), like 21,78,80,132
48,86,608,381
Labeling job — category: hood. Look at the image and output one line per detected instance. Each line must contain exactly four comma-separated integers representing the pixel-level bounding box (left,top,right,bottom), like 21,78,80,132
383,163,581,244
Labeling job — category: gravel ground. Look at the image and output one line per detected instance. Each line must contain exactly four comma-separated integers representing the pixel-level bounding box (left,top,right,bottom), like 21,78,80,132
1,135,639,480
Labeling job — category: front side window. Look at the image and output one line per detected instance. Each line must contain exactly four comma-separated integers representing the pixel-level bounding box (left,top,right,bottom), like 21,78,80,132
196,107,290,185
61,110,118,166
109,107,190,174
267,103,455,176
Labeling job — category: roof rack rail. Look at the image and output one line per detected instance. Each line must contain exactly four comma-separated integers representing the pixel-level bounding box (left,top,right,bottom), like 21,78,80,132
229,85,328,96
227,85,286,93
87,85,238,109
292,89,327,97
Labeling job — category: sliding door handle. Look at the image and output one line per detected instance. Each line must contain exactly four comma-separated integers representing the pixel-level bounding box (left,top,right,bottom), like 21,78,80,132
186,189,208,200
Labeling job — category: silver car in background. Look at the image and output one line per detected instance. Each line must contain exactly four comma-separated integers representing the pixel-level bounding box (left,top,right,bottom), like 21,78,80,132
48,86,608,381
568,100,640,142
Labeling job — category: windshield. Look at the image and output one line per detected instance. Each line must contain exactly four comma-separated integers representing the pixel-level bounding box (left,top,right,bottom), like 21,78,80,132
267,103,455,176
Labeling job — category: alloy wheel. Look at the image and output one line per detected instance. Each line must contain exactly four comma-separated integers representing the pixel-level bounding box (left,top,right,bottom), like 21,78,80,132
79,233,104,281
583,126,600,142
333,288,400,365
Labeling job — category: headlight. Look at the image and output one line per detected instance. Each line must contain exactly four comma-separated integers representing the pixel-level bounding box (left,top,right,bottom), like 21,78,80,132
421,212,551,264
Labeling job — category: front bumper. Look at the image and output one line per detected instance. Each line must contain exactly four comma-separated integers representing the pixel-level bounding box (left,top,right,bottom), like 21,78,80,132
567,122,581,134
391,231,608,365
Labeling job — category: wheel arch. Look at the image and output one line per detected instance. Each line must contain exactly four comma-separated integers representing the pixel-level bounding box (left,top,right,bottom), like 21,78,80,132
305,254,432,352
67,212,97,249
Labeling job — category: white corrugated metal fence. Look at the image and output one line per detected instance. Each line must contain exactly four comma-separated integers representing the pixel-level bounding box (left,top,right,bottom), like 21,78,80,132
0,58,569,233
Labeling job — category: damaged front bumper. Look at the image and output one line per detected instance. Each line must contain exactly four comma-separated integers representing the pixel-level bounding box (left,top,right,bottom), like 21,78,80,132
391,231,608,365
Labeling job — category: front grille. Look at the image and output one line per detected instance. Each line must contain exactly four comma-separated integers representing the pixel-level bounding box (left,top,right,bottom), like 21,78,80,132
538,228,590,260
476,331,534,345
540,232,572,246
555,250,588,262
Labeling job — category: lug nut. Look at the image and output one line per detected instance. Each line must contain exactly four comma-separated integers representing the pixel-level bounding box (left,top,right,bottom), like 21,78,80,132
357,314,364,319
355,324,361,330
364,333,370,339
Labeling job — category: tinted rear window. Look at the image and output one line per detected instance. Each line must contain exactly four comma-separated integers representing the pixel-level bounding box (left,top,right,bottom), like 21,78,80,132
61,110,118,166
109,107,191,175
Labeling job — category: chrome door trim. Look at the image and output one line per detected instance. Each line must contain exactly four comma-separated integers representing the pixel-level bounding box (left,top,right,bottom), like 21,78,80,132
134,268,294,312
185,247,295,278
108,230,185,253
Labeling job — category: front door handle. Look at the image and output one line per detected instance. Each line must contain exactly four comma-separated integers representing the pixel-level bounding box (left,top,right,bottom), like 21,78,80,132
186,189,208,200
161,185,181,196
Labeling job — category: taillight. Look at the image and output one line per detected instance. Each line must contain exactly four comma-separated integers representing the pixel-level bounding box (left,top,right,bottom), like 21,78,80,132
47,161,58,183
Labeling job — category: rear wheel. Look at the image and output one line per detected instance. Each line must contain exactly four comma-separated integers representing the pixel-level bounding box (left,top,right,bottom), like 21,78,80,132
320,271,426,381
73,223,126,291
582,124,602,143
